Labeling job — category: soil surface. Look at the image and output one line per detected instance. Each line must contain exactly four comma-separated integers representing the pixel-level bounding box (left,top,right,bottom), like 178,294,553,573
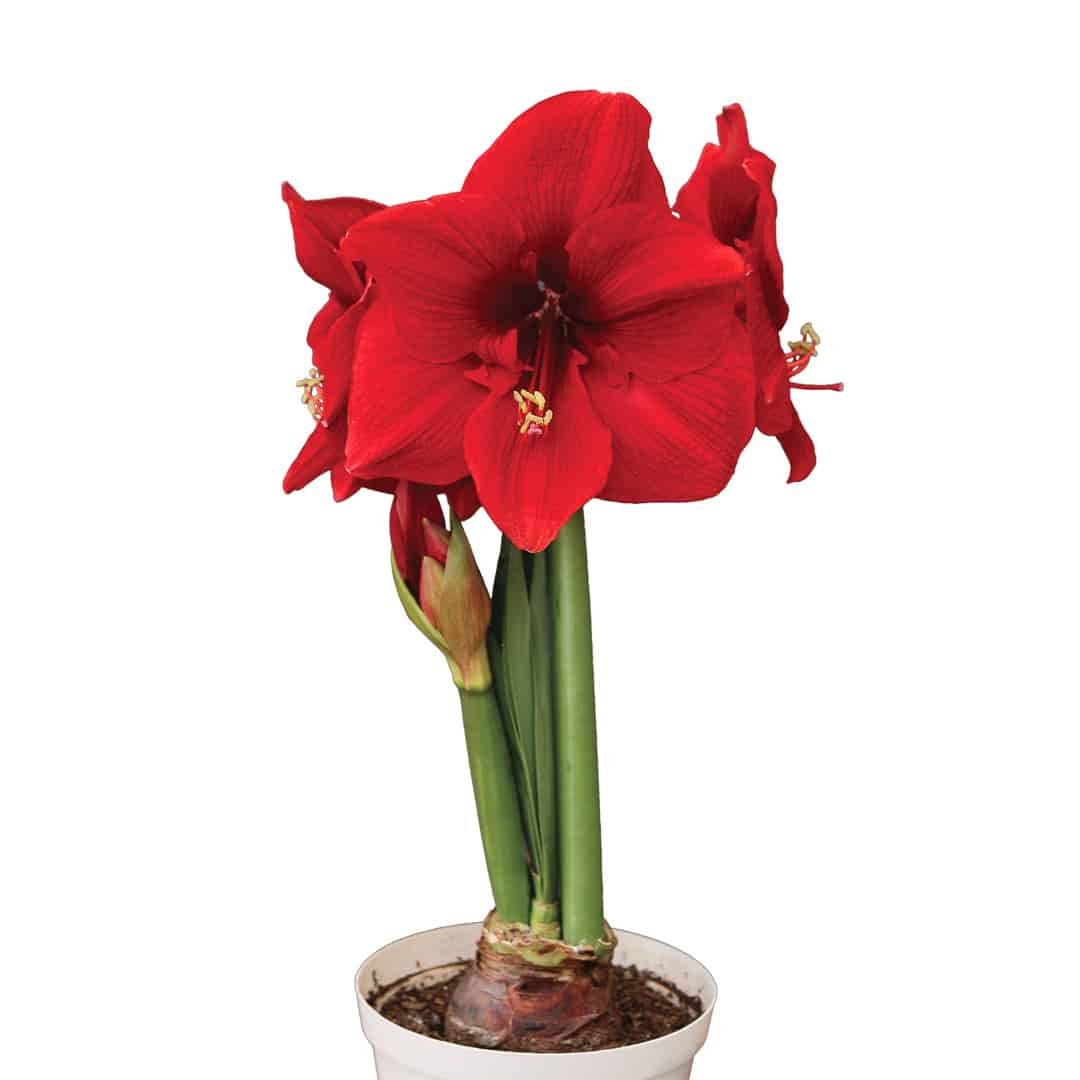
372,963,702,1051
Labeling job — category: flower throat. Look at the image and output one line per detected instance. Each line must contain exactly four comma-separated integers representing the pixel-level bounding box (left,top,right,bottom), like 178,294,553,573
514,286,566,437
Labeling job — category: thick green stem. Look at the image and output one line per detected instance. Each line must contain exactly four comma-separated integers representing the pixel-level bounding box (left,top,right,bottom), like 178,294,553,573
459,687,531,925
529,548,559,910
549,509,605,947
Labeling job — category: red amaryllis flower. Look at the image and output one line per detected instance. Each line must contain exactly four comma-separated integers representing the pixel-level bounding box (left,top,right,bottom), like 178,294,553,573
281,183,482,521
281,182,385,500
341,91,756,552
674,105,840,483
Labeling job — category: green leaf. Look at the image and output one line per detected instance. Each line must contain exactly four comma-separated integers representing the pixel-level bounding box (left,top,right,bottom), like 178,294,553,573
502,542,536,779
529,548,559,904
489,537,543,887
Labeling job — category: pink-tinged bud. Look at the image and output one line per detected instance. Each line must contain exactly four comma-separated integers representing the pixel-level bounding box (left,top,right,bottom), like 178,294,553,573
419,554,445,627
390,480,445,593
390,487,493,691
435,512,492,690
422,517,451,564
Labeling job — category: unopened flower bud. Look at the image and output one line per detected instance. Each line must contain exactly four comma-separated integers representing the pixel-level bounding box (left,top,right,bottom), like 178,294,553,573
390,480,493,690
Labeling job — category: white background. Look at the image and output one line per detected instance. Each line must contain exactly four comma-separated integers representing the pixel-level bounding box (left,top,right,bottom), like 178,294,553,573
2,2,1076,1078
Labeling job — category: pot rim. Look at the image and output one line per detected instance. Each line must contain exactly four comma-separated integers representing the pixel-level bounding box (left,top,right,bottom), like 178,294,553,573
356,921,717,1061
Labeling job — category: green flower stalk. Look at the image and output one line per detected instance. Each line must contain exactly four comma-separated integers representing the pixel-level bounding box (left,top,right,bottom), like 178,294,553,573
489,539,560,937
390,483,529,924
549,509,606,948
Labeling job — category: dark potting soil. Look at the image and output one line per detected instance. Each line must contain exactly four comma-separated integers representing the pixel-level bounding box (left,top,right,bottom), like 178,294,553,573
371,963,702,1051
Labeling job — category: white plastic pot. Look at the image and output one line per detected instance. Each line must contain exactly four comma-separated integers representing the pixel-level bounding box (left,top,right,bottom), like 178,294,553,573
356,922,717,1080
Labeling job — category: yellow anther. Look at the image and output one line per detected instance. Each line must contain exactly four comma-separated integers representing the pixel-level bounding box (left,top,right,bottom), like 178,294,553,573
515,386,554,435
787,321,821,357
518,409,554,435
296,367,325,420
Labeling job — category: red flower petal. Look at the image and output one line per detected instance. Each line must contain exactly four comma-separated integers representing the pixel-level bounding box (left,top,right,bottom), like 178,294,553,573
464,359,612,552
285,184,385,247
776,406,817,483
757,379,795,436
564,205,744,382
345,299,484,485
283,420,345,493
340,194,529,367
743,267,795,436
674,107,757,245
311,298,366,426
463,91,668,267
671,142,717,232
587,325,756,503
330,463,364,502
282,182,381,302
445,476,481,521
741,264,819,482
742,148,787,330
673,107,788,330
307,296,346,348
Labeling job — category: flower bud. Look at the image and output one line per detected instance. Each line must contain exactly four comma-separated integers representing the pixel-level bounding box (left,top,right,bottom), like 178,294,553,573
390,480,444,593
390,480,493,691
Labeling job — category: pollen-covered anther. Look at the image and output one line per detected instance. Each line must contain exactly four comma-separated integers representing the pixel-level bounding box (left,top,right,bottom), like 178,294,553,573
513,388,554,436
784,322,821,377
296,367,325,420
782,322,843,392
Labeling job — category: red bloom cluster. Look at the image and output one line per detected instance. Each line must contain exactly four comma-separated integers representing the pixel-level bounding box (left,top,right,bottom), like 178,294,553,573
283,92,836,551
281,183,480,520
280,181,383,502
675,105,841,482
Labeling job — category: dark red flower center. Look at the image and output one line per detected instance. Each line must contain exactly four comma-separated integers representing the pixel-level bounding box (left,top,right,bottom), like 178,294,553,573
512,283,575,437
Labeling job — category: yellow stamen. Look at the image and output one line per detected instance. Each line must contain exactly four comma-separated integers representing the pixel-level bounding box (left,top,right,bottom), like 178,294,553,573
786,322,820,358
296,367,325,420
514,388,553,435
784,322,821,379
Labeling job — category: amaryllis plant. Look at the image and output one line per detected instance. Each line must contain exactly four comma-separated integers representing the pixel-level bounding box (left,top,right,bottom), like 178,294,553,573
282,90,839,1052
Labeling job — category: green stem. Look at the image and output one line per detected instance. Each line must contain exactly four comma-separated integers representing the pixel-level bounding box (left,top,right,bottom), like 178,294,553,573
459,687,531,925
549,509,605,947
529,548,559,910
